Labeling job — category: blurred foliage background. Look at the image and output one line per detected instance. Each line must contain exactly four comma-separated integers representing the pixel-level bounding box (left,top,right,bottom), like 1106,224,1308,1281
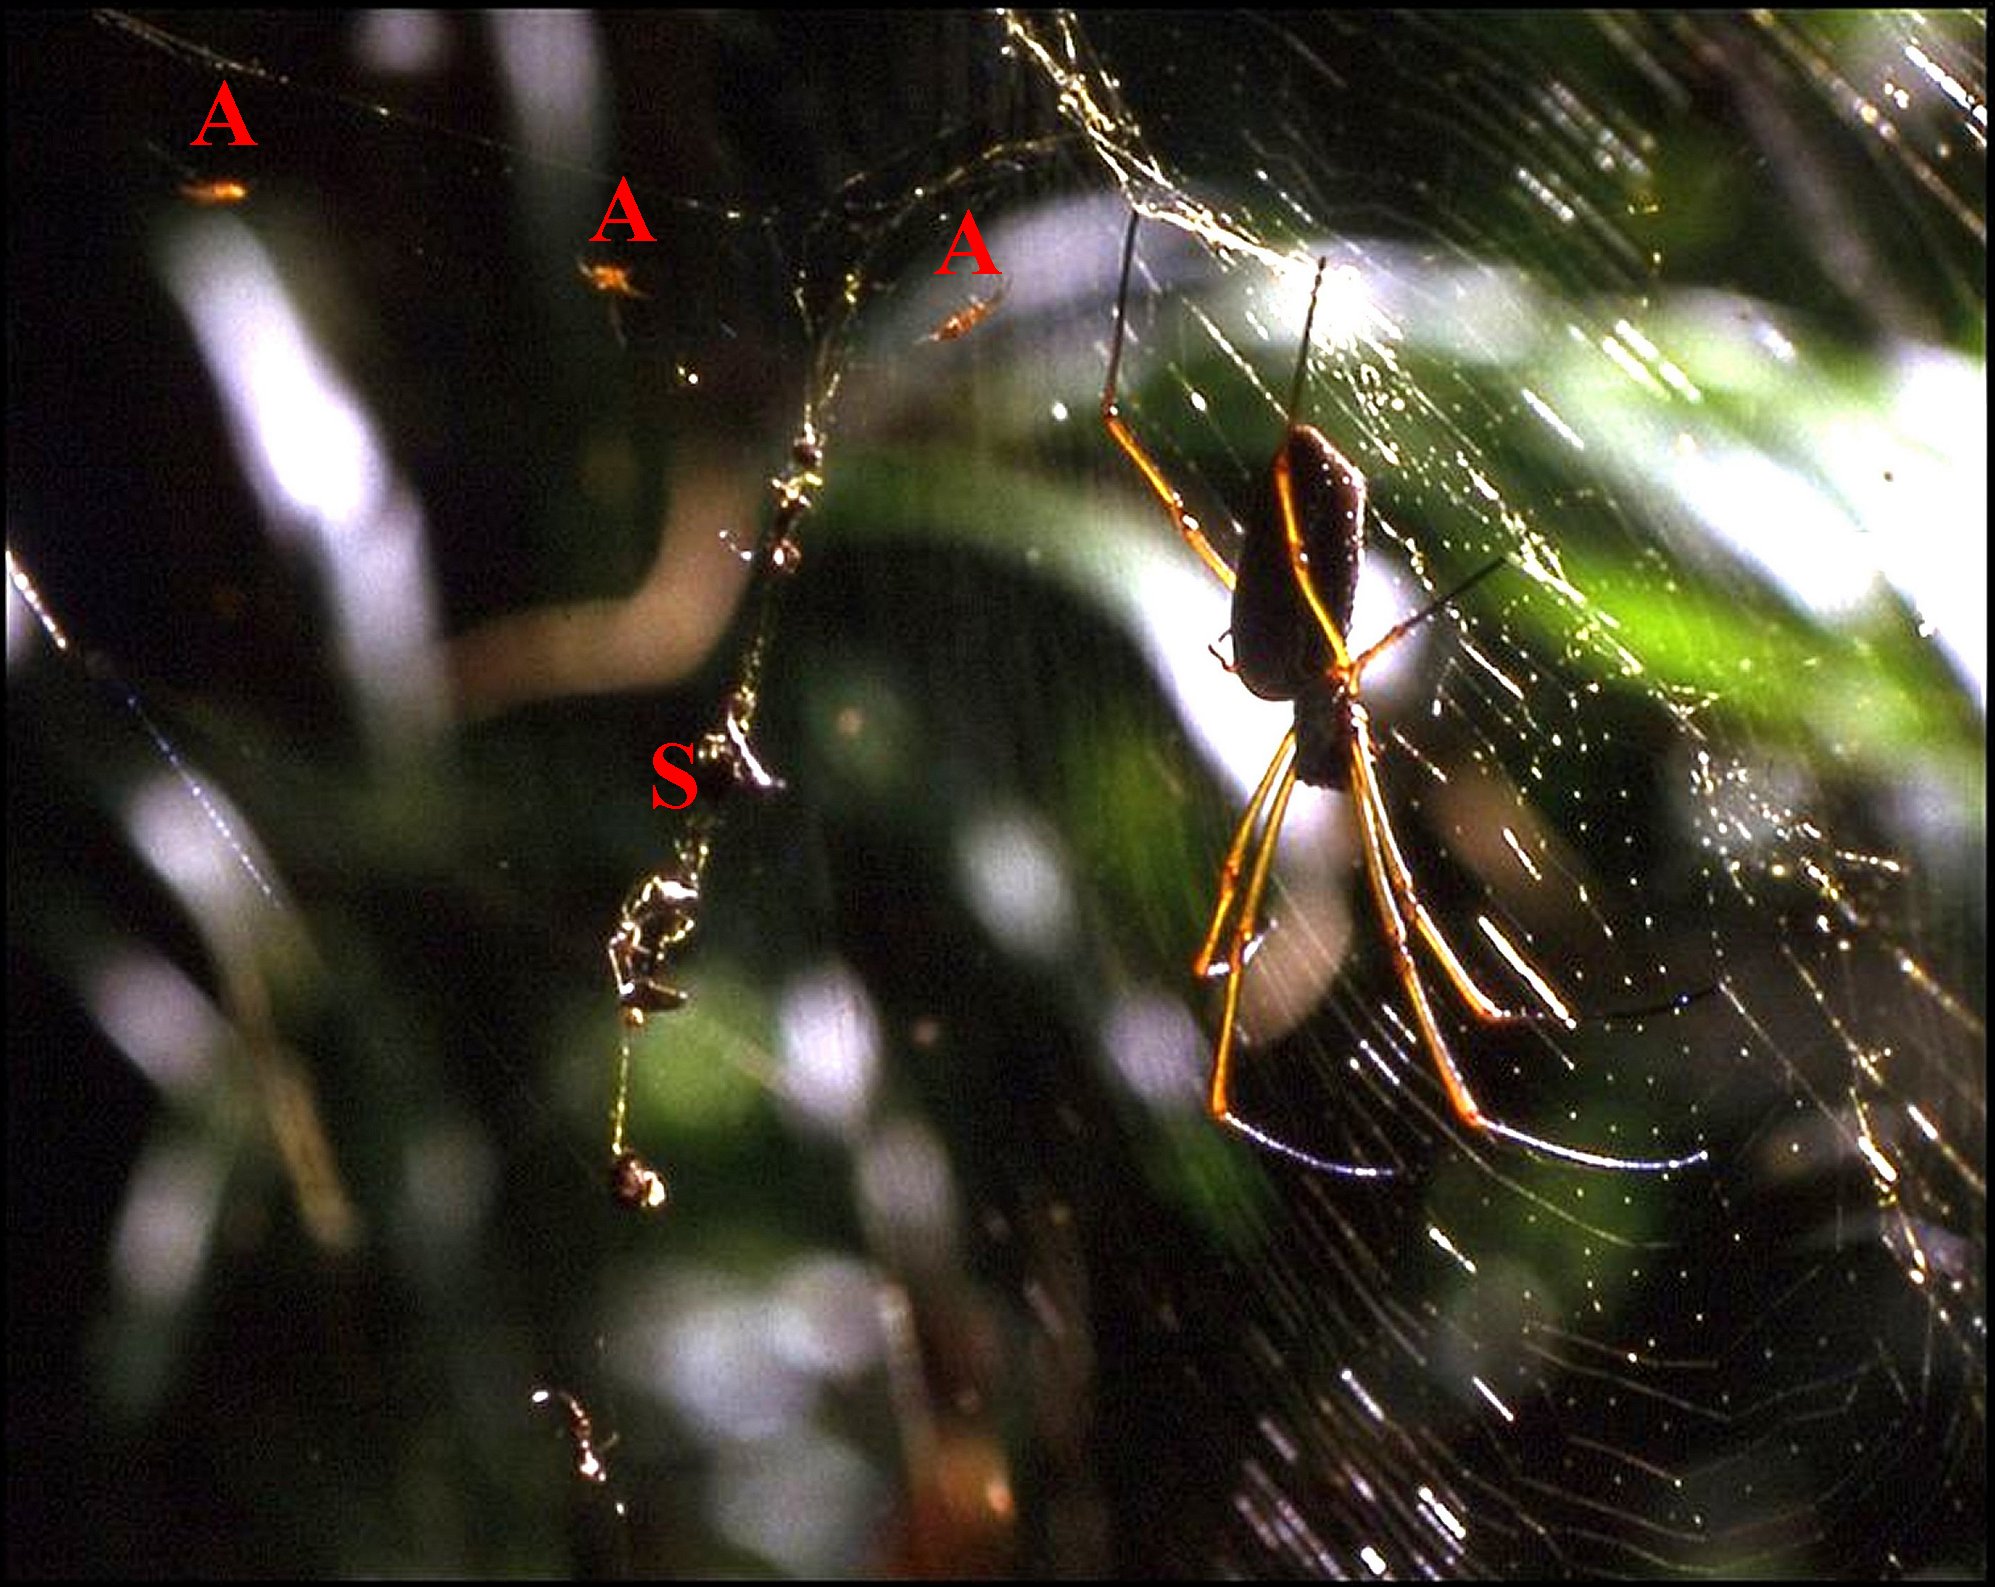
7,10,1983,1578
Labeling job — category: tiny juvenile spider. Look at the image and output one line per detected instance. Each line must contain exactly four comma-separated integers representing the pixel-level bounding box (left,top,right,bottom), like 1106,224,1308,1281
577,259,647,300
1101,212,1704,1177
178,177,250,207
922,277,1010,343
578,259,647,349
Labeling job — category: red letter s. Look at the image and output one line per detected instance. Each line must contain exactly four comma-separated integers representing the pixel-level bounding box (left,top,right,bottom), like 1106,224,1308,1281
651,743,699,809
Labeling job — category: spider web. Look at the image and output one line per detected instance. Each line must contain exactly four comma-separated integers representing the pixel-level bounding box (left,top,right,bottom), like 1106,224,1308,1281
6,10,1983,1578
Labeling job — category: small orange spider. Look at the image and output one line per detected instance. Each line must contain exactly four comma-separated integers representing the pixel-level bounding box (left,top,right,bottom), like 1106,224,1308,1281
178,178,250,207
577,260,648,300
923,277,1009,343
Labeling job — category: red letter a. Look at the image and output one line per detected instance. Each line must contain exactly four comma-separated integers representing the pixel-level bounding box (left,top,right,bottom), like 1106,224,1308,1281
934,210,1001,275
591,178,656,244
190,80,257,146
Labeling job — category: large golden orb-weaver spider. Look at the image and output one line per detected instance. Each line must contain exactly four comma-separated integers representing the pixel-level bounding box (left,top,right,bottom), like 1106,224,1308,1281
1101,213,1705,1178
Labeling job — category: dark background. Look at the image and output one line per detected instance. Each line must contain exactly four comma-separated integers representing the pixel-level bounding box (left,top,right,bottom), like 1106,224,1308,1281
8,11,1984,1577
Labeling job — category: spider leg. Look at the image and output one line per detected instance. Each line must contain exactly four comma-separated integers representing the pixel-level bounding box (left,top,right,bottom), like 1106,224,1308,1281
1192,728,1296,979
1338,557,1609,1031
1209,750,1297,1125
1343,706,1705,1173
1102,215,1236,589
1204,750,1391,1178
1349,717,1568,1028
1272,449,1355,671
1357,738,1703,1031
1347,555,1509,682
1343,705,1485,1128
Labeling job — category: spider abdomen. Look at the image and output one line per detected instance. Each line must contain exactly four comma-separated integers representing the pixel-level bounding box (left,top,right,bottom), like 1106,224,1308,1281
1231,424,1365,702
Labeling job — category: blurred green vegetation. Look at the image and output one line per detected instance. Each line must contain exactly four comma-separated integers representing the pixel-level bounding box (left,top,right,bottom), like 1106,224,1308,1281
9,9,1982,1579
